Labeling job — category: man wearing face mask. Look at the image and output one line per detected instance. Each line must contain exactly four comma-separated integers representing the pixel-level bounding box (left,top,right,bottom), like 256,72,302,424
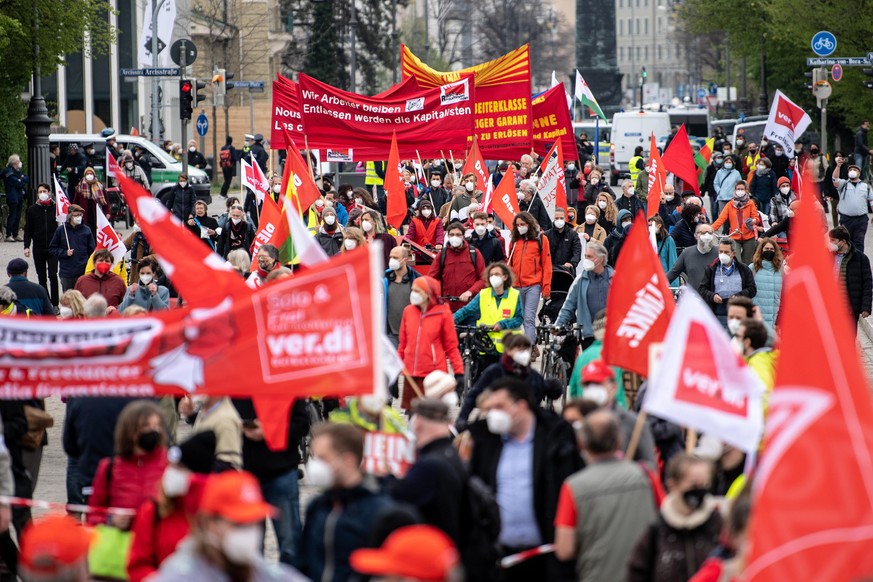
565,160,581,206
768,176,795,233
296,423,395,582
766,143,789,179
383,246,420,347
468,212,506,265
698,238,756,326
554,410,660,581
22,184,60,305
428,222,485,313
315,207,344,257
421,171,449,211
829,226,872,326
153,471,307,581
451,173,480,222
49,205,95,292
832,160,873,253
74,248,126,308
469,378,581,581
605,209,634,265
627,453,722,582
187,139,207,170
186,200,219,250
517,179,552,230
616,179,646,216
545,207,583,273
735,319,778,390
657,184,680,228
667,223,719,291
120,152,150,190
713,152,742,220
217,205,255,258
248,245,280,289
555,242,614,351
162,173,198,223
1,154,28,242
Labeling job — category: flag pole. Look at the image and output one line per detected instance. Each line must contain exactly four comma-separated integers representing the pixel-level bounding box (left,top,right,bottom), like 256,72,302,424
595,116,600,167
625,410,648,461
685,429,698,453
449,150,457,181
415,149,435,209
63,222,70,251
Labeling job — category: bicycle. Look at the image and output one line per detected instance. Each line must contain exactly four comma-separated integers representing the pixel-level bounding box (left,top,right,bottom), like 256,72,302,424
455,325,497,402
537,323,586,410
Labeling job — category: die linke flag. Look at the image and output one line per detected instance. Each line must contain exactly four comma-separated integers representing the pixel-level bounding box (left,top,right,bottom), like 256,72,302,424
744,171,873,581
661,124,700,195
642,288,765,453
602,211,674,376
461,134,489,195
762,90,812,160
490,164,520,228
646,133,666,218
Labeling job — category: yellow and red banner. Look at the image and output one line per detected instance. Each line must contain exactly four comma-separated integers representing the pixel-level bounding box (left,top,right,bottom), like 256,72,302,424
531,84,576,159
401,44,532,158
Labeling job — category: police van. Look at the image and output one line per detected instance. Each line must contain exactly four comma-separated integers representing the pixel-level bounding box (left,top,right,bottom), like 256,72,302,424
609,111,670,185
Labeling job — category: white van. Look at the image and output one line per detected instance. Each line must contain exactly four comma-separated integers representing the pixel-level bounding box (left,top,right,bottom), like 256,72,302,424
610,111,670,185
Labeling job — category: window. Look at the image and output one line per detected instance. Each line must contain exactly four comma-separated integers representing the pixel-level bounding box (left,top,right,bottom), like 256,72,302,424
644,18,648,34
676,44,681,59
619,47,624,62
666,46,671,59
620,20,623,36
644,46,648,60
635,19,639,34
636,46,641,60
658,45,662,60
619,0,623,6
658,17,662,33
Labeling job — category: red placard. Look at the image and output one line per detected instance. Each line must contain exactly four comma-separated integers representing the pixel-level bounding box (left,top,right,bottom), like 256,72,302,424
531,84,576,159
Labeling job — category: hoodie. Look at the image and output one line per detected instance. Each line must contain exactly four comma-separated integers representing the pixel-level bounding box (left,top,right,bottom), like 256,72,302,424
605,209,632,266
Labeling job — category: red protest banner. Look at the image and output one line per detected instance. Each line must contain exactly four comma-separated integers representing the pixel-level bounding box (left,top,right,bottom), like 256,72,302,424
363,432,415,477
249,194,290,272
646,133,666,218
401,44,533,159
531,84,576,159
298,73,474,160
270,75,305,151
490,164,520,228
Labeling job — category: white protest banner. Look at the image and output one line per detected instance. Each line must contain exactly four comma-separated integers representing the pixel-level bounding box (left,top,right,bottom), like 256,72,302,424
536,140,567,221
762,90,812,159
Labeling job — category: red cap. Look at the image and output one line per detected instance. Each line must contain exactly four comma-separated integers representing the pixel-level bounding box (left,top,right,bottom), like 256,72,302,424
777,176,791,188
200,471,276,524
582,360,614,383
351,525,459,581
20,515,94,575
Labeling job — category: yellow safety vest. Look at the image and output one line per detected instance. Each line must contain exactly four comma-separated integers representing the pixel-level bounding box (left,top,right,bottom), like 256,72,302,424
629,155,644,183
328,399,408,434
476,287,522,353
365,161,384,186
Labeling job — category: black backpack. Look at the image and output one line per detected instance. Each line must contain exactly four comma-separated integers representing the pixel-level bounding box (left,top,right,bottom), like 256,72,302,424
459,474,502,578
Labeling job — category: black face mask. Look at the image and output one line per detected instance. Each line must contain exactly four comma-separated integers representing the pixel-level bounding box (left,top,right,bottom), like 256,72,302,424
137,430,160,452
762,250,776,262
682,487,708,510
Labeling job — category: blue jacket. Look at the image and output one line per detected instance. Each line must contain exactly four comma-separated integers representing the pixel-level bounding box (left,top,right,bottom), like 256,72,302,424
332,202,348,226
555,265,615,336
49,223,95,278
655,235,678,285
753,262,783,327
1,167,29,204
6,277,53,315
294,485,394,582
714,167,742,201
119,284,170,312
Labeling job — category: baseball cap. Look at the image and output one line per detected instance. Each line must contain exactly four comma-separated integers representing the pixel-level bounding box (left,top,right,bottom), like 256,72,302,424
351,525,459,581
200,471,276,523
20,515,94,576
7,258,28,275
582,360,614,384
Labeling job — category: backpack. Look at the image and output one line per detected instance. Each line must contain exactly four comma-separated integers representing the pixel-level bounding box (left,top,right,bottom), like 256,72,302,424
459,474,502,578
439,245,477,272
219,148,233,169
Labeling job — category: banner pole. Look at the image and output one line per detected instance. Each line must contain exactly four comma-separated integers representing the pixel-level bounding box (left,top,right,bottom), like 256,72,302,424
685,429,698,453
63,223,70,251
595,117,600,167
449,150,457,181
415,149,434,209
625,410,647,461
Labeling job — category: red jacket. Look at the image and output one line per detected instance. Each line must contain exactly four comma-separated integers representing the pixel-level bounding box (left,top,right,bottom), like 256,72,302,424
75,272,127,307
407,216,444,248
428,241,486,312
87,447,167,526
127,475,207,581
509,235,553,296
398,303,463,377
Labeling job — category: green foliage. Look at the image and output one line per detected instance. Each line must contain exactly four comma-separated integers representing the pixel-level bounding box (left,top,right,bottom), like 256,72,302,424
678,0,873,141
0,84,27,167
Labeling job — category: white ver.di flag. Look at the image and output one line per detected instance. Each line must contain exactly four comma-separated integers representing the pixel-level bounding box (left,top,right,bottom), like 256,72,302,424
762,90,812,159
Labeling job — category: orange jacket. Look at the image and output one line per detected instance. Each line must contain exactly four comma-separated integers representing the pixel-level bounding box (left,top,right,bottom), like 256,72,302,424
397,302,463,376
509,236,553,295
711,200,760,242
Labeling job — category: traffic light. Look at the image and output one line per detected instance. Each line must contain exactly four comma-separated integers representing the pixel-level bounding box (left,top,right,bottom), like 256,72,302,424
211,69,236,105
640,66,647,85
179,79,193,120
194,79,207,107
804,70,814,91
225,71,236,91
863,68,873,91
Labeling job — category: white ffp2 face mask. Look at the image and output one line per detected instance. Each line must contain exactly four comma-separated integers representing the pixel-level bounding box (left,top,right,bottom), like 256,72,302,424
162,466,190,498
304,458,335,488
486,409,512,435
221,525,263,565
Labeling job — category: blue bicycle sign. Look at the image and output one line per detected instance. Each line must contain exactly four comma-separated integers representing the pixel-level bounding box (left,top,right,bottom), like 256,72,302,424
811,31,837,57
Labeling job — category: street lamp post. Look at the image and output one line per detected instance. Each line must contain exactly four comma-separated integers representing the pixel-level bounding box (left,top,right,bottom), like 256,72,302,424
151,0,167,144
349,0,358,93
23,1,53,205
757,48,768,115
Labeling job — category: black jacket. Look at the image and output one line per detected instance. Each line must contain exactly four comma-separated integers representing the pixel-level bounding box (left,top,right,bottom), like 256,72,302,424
855,127,870,157
6,277,53,315
249,143,268,172
616,194,647,217
217,220,255,258
670,219,698,251
316,228,344,257
24,202,57,251
468,231,506,266
545,225,583,269
220,144,238,176
698,258,757,314
519,196,552,231
840,246,873,320
162,184,196,221
232,399,310,483
469,407,582,545
188,150,207,169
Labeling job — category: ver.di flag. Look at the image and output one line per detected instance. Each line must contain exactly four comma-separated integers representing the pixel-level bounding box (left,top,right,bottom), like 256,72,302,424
54,176,71,224
744,172,873,581
536,140,568,221
602,212,674,376
762,90,812,159
643,288,765,452
241,158,270,203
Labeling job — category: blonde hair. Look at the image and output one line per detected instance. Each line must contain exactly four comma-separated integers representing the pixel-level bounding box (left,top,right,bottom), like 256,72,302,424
596,193,618,223
344,226,367,249
60,290,86,318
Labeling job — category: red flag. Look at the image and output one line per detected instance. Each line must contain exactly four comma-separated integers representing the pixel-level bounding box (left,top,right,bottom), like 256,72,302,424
744,173,873,580
385,132,407,229
249,194,290,272
106,152,120,178
490,164,520,228
282,137,322,214
602,212,675,376
461,134,489,194
661,124,699,195
646,133,666,218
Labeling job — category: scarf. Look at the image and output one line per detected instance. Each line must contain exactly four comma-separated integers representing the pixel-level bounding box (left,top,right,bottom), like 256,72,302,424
733,191,750,207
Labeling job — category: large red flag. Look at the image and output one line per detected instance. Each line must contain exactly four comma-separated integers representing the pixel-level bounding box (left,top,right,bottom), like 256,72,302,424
281,129,323,214
646,133,666,218
602,211,675,376
461,134,489,194
661,124,699,195
490,164,520,228
249,194,290,272
385,132,407,229
744,174,873,580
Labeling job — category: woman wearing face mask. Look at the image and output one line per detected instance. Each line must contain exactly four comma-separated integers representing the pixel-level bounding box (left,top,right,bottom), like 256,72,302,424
351,186,377,212
186,200,219,250
595,192,618,235
316,207,344,256
406,200,445,261
360,209,397,267
248,244,281,289
397,276,464,409
670,202,703,251
575,205,607,243
605,208,633,266
508,212,553,346
767,176,795,234
628,454,722,582
748,157,777,215
58,289,86,319
87,401,169,529
217,204,255,259
749,238,784,328
342,226,367,253
582,169,611,209
119,257,169,312
120,152,150,190
711,181,761,265
72,166,108,237
649,215,678,285
713,153,742,218
127,431,217,582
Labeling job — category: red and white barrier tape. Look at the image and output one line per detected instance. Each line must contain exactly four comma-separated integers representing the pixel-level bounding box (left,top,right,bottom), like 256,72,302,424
499,544,555,568
0,495,136,516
